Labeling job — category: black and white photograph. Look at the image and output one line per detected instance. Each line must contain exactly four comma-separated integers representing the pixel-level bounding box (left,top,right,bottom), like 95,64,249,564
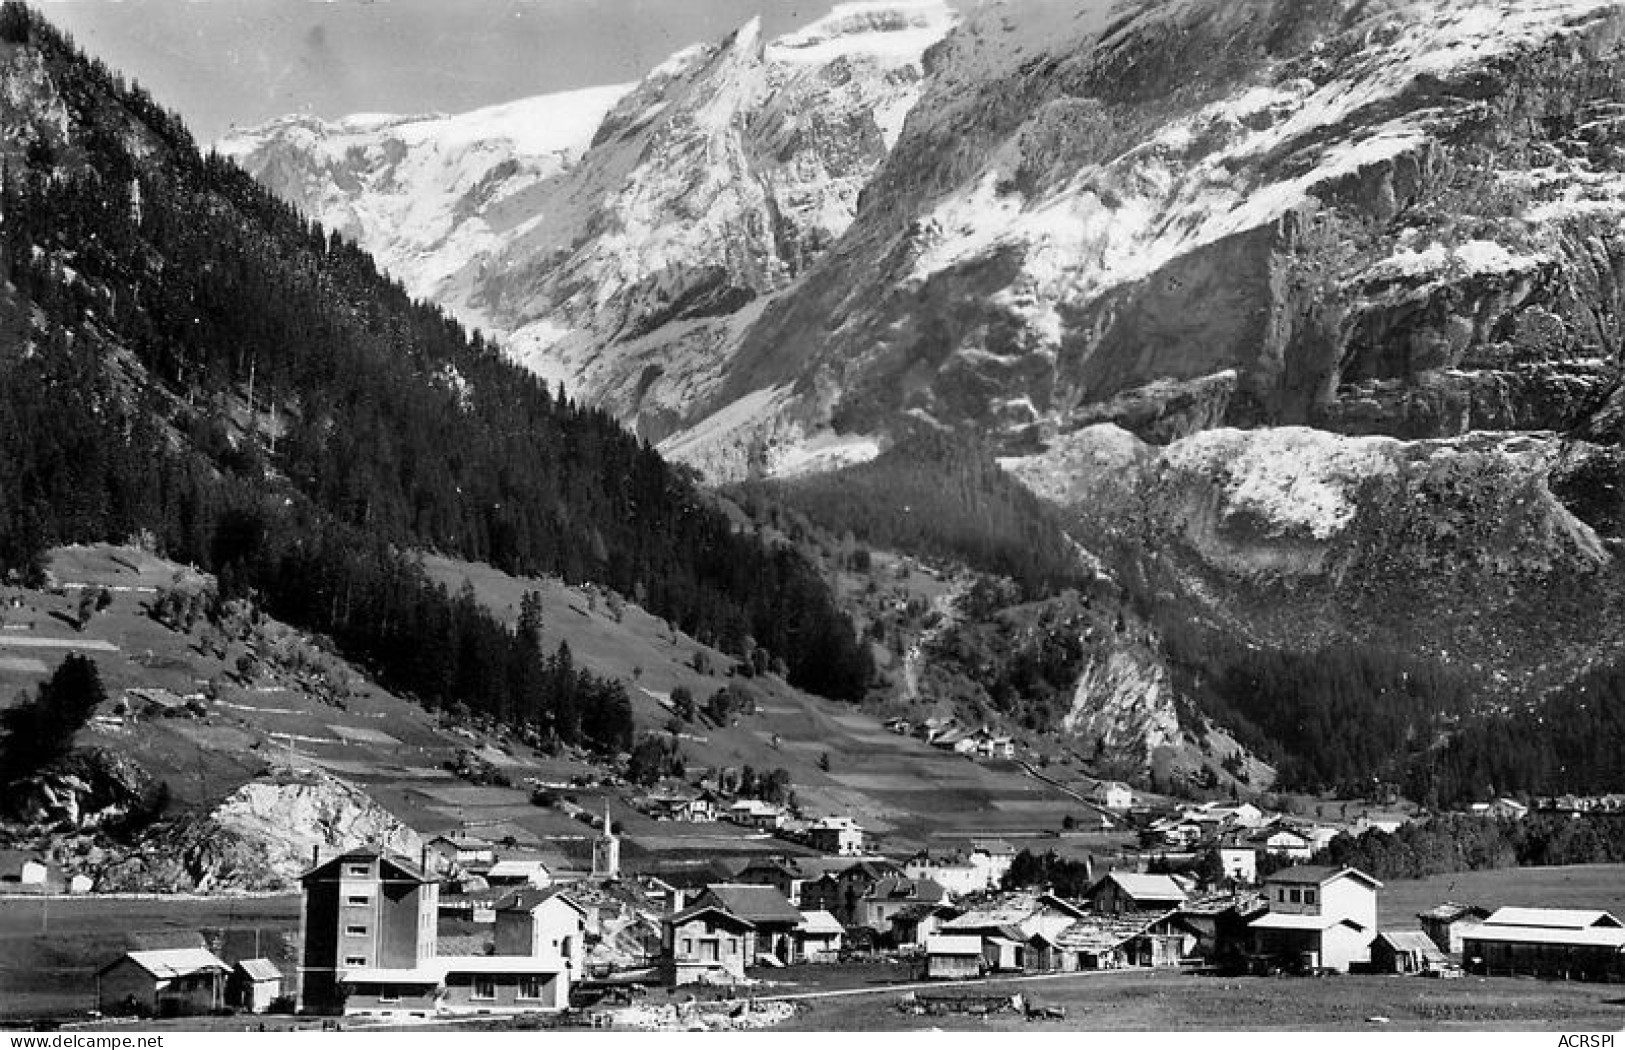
1,0,1624,1038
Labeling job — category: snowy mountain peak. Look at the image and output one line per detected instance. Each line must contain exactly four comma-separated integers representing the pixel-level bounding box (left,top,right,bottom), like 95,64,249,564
216,82,633,303
770,0,956,64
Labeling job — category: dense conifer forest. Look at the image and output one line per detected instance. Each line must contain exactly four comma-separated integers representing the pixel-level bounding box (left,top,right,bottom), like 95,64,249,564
736,432,1087,601
0,4,870,753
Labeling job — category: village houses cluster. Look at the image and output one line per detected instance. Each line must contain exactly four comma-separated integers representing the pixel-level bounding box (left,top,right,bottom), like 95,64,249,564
66,772,1625,1019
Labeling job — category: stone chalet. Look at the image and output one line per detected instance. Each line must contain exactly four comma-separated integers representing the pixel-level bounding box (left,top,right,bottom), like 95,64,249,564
663,904,753,986
691,884,804,963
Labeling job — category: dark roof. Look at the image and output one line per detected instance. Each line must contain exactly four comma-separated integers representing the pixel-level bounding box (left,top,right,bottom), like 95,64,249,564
700,884,804,926
736,857,802,879
429,831,493,848
300,849,428,885
1265,865,1381,889
866,876,951,904
668,903,756,930
888,902,960,925
842,859,903,880
495,885,588,916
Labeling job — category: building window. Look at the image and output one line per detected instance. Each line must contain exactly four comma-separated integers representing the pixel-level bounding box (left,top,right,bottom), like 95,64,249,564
345,956,367,967
346,864,370,877
1289,889,1301,904
378,986,400,1004
472,977,496,1001
681,938,693,956
347,895,371,906
701,941,719,962
1304,889,1317,905
346,925,369,936
517,976,543,1000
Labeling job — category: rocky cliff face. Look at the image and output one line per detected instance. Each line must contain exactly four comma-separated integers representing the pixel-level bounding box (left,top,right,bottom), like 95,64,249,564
1006,422,1623,699
675,0,1625,474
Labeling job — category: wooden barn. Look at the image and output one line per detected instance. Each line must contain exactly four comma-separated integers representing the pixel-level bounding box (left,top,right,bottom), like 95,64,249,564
97,949,229,1017
1461,908,1625,982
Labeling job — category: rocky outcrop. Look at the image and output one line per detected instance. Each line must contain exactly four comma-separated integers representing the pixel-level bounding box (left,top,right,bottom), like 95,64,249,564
5,747,155,830
1063,648,1182,764
1007,423,1622,698
97,771,420,892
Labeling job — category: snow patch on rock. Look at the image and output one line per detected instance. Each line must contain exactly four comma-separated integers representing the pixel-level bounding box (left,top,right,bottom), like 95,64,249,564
1163,427,1402,541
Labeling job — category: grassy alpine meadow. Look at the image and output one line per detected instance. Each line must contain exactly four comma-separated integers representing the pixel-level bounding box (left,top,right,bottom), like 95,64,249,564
1378,864,1625,928
0,893,302,1020
773,970,1625,1031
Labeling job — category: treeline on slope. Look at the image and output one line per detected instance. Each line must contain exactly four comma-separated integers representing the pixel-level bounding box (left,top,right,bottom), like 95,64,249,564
1406,661,1625,807
1157,618,1475,795
1299,812,1625,882
733,432,1088,600
0,4,870,725
0,316,638,751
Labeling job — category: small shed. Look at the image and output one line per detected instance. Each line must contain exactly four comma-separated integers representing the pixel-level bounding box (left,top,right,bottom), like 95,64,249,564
0,850,50,888
794,910,845,963
925,935,984,979
97,948,228,1017
1371,931,1451,974
229,958,283,1013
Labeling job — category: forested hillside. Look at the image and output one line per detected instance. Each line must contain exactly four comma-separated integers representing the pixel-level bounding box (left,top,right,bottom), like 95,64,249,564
736,433,1087,601
0,4,870,757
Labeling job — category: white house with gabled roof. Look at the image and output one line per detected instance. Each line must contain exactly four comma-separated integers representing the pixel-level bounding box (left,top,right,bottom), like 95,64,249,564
1249,865,1381,973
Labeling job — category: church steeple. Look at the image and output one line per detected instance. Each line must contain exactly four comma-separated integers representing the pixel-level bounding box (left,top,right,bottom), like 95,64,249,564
592,798,620,880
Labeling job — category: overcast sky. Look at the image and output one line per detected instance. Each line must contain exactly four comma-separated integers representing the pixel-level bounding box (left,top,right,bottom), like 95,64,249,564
35,0,842,142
